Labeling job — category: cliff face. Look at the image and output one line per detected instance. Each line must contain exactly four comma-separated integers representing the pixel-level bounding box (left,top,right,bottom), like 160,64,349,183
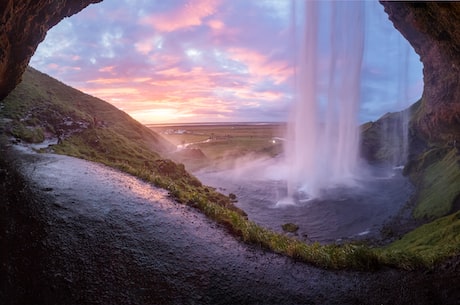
0,0,102,100
380,2,460,143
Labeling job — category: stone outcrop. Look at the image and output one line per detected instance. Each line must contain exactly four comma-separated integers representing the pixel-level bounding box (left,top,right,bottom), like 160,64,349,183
380,2,460,144
0,0,102,100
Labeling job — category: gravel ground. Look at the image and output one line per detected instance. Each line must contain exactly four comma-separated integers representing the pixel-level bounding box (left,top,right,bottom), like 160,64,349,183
1,144,459,305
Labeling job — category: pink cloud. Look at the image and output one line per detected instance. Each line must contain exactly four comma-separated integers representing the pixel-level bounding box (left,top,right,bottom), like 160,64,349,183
47,63,81,73
227,47,292,85
86,78,127,85
209,23,241,44
133,35,164,56
234,89,283,101
207,19,224,30
141,0,221,32
47,63,60,70
134,40,153,55
98,66,116,73
153,53,181,64
133,77,152,83
152,66,223,90
82,87,140,97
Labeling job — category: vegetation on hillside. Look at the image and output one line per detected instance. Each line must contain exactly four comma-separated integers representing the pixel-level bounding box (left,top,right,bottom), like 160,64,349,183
1,67,459,270
0,67,245,217
405,147,460,219
1,67,172,153
379,211,460,268
361,98,460,268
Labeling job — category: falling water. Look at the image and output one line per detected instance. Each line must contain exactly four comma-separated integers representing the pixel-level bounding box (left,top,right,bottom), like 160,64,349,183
381,39,411,166
286,1,365,199
379,20,413,167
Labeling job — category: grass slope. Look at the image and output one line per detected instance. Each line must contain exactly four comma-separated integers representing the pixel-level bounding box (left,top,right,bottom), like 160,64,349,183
407,147,460,219
1,67,173,153
380,211,460,268
1,67,459,270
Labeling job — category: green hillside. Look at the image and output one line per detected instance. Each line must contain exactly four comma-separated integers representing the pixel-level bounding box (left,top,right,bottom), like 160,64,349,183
0,66,245,214
1,67,173,154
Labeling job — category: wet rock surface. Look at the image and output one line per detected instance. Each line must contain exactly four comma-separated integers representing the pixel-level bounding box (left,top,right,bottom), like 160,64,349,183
0,0,101,99
1,145,459,305
380,1,460,143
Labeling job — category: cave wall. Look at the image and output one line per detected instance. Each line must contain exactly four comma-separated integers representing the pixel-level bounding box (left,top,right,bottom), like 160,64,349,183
0,0,102,100
380,1,460,143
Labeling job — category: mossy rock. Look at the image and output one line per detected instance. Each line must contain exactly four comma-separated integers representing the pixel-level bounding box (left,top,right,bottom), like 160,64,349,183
11,123,44,143
282,223,299,233
412,148,460,219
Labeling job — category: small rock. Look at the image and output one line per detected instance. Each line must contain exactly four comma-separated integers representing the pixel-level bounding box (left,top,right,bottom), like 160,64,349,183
281,223,299,233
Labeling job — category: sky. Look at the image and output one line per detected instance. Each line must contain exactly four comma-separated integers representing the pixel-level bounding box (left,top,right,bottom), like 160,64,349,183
30,0,423,124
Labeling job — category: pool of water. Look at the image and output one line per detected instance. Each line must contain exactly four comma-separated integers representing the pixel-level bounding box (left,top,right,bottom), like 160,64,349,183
195,159,414,243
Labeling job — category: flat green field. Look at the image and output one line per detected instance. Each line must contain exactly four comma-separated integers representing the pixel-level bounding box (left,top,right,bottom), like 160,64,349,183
149,123,286,169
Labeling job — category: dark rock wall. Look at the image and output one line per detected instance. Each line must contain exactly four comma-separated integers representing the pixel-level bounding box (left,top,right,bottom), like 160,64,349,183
380,2,460,143
0,0,102,100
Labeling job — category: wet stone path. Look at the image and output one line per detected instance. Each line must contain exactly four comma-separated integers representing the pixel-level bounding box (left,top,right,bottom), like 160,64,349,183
1,146,458,305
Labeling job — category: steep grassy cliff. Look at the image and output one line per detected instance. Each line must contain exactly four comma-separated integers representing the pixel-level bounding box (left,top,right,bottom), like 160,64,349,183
2,67,173,153
361,100,460,267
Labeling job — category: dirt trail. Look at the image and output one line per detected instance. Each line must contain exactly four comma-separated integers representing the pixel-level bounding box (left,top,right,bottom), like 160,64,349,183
1,145,458,305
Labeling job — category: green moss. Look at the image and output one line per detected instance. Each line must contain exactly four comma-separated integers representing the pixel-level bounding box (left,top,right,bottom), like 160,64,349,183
379,211,460,268
195,200,381,270
408,148,460,219
11,123,44,143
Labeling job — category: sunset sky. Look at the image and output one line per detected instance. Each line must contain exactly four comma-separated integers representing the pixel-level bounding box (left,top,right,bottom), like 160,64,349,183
30,0,423,124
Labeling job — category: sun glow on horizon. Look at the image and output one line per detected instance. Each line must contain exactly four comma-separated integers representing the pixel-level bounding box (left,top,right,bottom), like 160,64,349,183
129,108,191,124
129,107,238,124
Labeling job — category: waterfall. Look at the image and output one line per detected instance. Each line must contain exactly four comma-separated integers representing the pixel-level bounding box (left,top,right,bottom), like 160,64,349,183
393,39,411,166
379,29,412,167
286,1,365,199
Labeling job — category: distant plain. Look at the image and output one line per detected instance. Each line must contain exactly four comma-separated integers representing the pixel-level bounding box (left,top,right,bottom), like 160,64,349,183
149,122,285,170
